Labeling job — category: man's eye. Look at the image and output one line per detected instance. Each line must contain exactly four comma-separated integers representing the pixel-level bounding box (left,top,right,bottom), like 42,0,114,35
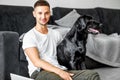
46,12,50,15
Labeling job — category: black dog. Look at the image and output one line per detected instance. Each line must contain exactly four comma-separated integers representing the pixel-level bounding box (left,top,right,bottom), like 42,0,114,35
57,15,102,70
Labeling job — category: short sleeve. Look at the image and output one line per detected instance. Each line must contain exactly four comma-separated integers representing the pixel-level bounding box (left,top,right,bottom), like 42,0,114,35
56,30,63,45
22,32,37,50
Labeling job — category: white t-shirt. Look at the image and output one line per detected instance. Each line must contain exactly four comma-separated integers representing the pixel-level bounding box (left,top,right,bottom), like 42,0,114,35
22,27,67,76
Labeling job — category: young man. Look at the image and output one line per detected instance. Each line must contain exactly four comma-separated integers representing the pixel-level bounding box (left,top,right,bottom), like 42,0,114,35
22,0,100,80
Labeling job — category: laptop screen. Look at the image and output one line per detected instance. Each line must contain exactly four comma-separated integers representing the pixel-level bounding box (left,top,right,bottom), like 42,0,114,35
10,73,34,80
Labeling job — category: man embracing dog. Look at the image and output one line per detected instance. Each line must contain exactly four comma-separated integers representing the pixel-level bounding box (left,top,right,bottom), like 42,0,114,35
22,0,101,80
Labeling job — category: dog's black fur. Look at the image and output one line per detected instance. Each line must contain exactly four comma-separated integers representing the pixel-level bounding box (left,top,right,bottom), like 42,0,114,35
57,15,102,70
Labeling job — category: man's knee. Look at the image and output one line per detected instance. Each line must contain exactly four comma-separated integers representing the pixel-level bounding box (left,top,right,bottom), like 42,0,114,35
81,70,100,80
71,70,100,80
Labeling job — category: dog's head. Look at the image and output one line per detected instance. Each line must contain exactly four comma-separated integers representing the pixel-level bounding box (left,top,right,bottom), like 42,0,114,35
73,15,92,32
73,15,102,34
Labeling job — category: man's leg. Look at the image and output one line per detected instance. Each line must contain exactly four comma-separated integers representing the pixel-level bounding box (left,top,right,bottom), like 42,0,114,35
31,70,100,80
69,70,101,80
31,70,63,80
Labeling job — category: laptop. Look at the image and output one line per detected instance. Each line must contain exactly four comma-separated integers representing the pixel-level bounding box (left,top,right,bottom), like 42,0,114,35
10,73,34,80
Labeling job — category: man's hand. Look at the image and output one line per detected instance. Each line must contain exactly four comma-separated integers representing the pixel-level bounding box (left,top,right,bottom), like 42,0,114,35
58,70,74,80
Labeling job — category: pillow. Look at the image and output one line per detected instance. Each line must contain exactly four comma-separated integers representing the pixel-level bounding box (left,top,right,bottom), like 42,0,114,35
86,33,120,67
55,9,80,28
48,25,71,38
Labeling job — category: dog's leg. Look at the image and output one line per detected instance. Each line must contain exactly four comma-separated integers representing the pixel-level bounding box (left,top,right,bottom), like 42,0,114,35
81,62,86,69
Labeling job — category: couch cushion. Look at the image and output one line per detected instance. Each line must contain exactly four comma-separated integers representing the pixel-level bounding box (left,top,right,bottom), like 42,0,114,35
52,7,100,23
0,31,20,80
96,7,120,34
0,5,35,35
55,9,80,28
94,67,120,80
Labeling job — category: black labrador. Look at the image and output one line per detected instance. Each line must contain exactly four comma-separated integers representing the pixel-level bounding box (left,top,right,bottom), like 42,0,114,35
57,15,102,70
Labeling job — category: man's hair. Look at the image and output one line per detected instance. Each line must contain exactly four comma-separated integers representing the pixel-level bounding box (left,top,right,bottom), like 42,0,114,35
34,0,50,8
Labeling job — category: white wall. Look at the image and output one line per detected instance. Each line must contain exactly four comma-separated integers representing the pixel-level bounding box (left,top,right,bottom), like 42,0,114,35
47,0,120,9
0,0,120,9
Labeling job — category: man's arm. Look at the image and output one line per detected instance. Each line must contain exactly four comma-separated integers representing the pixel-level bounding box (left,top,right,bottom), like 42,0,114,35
24,47,74,80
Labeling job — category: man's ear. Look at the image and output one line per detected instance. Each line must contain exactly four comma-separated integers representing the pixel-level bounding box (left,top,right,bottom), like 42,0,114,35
32,11,36,18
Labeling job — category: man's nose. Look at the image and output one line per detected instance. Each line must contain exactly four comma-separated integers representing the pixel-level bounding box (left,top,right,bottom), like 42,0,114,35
42,14,45,18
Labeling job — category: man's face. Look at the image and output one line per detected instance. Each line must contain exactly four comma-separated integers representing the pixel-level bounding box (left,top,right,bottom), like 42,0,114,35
33,6,51,26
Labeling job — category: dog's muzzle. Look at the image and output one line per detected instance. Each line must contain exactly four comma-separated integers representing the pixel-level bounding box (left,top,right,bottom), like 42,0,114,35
88,28,99,34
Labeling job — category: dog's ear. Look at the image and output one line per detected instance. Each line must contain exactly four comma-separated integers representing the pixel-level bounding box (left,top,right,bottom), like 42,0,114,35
74,15,92,29
85,15,93,20
81,15,93,24
73,15,93,31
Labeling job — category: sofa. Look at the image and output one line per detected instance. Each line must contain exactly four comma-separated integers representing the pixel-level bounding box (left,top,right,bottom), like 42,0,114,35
0,5,120,80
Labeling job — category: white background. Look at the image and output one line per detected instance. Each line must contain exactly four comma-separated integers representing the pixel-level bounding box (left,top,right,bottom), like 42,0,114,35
0,0,120,9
